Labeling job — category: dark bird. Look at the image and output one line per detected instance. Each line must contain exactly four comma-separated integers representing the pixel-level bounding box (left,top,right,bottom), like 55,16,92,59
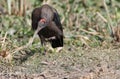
31,4,63,48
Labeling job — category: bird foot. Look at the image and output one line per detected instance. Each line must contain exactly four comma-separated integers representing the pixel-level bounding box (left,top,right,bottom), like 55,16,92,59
46,45,63,53
47,46,63,53
56,47,63,52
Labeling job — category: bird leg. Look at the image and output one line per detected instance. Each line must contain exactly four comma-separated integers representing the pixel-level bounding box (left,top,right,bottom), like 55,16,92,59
38,35,47,55
39,36,62,53
39,35,46,46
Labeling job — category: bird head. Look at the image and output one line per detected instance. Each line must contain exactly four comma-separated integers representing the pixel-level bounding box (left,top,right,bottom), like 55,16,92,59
38,18,47,30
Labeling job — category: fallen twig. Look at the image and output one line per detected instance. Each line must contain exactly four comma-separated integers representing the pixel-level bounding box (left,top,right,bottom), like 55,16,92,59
103,0,114,37
96,12,108,23
1,32,8,49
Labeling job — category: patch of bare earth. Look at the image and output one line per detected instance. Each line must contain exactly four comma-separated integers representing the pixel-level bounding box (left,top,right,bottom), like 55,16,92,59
0,47,120,79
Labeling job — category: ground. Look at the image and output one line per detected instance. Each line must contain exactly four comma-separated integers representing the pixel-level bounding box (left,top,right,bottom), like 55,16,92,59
0,1,120,78
0,47,120,79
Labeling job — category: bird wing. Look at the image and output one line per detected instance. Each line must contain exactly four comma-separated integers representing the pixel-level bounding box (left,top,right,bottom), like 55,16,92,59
53,9,63,32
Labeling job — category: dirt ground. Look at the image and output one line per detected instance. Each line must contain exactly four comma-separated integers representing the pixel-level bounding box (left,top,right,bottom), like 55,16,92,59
0,47,120,79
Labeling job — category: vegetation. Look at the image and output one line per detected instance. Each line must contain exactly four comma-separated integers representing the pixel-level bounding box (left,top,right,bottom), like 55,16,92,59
0,0,120,78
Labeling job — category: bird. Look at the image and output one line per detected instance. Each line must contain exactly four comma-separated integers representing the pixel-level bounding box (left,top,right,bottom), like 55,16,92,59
31,4,63,50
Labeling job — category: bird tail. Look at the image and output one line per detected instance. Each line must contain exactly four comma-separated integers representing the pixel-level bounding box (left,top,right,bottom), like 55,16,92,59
51,36,63,48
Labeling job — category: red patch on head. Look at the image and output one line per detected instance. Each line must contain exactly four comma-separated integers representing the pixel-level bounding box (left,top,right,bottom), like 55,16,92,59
40,18,46,23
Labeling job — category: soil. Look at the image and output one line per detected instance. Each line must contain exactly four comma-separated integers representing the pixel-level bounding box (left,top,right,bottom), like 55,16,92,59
0,47,120,79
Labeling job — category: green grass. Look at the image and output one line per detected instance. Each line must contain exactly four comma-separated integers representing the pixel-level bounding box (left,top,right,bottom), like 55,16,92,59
0,0,120,63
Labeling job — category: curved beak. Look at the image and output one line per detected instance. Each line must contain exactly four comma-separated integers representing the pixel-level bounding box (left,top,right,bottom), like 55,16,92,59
38,21,46,31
